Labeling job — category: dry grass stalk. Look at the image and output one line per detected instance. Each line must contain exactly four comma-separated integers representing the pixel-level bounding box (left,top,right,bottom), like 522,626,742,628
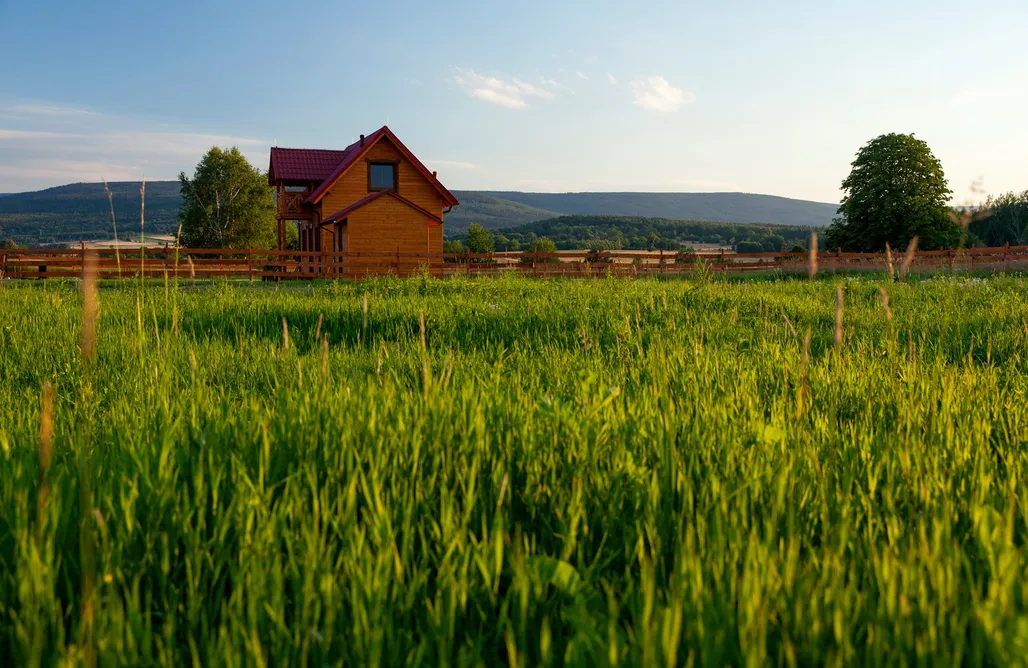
834,286,844,349
315,313,324,343
878,287,892,321
361,294,369,345
808,232,818,280
81,252,98,361
899,236,919,281
102,177,122,276
36,381,53,545
79,454,97,668
187,256,196,282
419,311,431,399
799,329,812,412
885,243,895,280
783,314,798,340
139,176,146,247
321,335,329,378
282,318,290,351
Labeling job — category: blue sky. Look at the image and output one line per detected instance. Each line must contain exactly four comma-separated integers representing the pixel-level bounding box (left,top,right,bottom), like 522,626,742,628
0,0,1025,203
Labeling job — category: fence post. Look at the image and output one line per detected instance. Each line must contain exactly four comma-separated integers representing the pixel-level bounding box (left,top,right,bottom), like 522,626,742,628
720,248,725,274
164,242,171,278
81,242,86,276
533,249,539,278
248,246,254,282
1005,241,1010,272
465,247,471,276
659,249,665,277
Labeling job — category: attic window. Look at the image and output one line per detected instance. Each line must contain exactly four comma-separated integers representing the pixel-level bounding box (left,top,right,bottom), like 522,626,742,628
284,185,308,192
369,162,398,192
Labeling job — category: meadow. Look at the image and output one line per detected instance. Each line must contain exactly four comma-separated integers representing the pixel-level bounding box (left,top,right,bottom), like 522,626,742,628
1,271,1027,666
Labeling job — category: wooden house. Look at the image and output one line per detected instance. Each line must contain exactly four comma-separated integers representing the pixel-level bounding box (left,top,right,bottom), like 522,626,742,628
268,126,459,274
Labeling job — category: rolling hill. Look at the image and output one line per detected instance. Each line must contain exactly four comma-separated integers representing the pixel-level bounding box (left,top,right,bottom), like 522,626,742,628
0,181,837,246
471,191,838,228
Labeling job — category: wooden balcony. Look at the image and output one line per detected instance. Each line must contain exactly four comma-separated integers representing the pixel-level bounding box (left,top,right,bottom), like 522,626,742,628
277,191,309,218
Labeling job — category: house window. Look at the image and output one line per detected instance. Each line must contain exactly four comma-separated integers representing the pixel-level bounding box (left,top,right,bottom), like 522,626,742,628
369,162,398,191
284,185,309,192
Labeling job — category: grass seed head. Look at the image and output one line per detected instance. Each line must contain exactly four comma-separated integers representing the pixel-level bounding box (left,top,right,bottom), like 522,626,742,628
899,236,919,281
80,252,98,361
834,285,844,349
808,232,818,280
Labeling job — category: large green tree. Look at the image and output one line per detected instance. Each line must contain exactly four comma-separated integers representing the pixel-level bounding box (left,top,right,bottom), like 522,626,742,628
178,147,275,249
825,133,959,251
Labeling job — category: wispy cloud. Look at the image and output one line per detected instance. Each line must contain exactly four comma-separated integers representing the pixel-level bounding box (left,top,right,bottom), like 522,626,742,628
607,73,618,85
576,71,589,80
631,76,695,113
408,78,424,87
2,102,101,118
428,159,477,169
0,99,269,191
453,69,555,109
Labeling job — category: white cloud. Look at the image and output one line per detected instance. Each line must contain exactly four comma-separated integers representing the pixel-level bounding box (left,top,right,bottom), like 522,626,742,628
453,69,554,109
607,73,618,85
950,90,980,106
428,160,477,169
576,71,589,80
631,76,695,113
408,78,424,87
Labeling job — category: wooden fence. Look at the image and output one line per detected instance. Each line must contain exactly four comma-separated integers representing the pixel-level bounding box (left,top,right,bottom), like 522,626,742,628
1,243,1027,281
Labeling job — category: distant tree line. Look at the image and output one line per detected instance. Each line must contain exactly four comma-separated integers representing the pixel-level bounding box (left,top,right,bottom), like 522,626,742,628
445,216,817,254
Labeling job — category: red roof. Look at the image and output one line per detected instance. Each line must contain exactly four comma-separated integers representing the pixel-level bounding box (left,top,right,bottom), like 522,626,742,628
269,126,459,209
268,148,355,184
305,126,459,208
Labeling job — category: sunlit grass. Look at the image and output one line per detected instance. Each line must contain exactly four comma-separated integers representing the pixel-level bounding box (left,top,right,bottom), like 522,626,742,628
1,272,1027,665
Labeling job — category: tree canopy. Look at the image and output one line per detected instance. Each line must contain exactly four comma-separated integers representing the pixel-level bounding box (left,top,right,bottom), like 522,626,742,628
825,133,959,251
178,147,275,249
465,223,495,254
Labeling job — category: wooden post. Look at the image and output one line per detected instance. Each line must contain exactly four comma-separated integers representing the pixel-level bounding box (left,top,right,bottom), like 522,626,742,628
720,248,725,274
1005,241,1010,272
81,242,86,276
248,246,254,282
465,246,471,276
164,242,170,278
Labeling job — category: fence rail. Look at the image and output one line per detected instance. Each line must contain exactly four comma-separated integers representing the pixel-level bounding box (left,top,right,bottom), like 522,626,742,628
1,243,1027,281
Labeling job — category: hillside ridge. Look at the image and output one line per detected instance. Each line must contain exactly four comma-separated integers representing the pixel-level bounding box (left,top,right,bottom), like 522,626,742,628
0,181,837,246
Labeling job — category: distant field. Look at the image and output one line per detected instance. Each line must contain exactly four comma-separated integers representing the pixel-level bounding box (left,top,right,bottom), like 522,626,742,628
2,274,1028,665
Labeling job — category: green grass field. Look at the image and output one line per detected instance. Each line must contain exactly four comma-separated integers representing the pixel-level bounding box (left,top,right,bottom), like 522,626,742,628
2,273,1028,666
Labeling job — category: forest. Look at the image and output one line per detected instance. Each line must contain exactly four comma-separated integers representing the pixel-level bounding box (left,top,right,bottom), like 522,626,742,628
451,214,817,252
